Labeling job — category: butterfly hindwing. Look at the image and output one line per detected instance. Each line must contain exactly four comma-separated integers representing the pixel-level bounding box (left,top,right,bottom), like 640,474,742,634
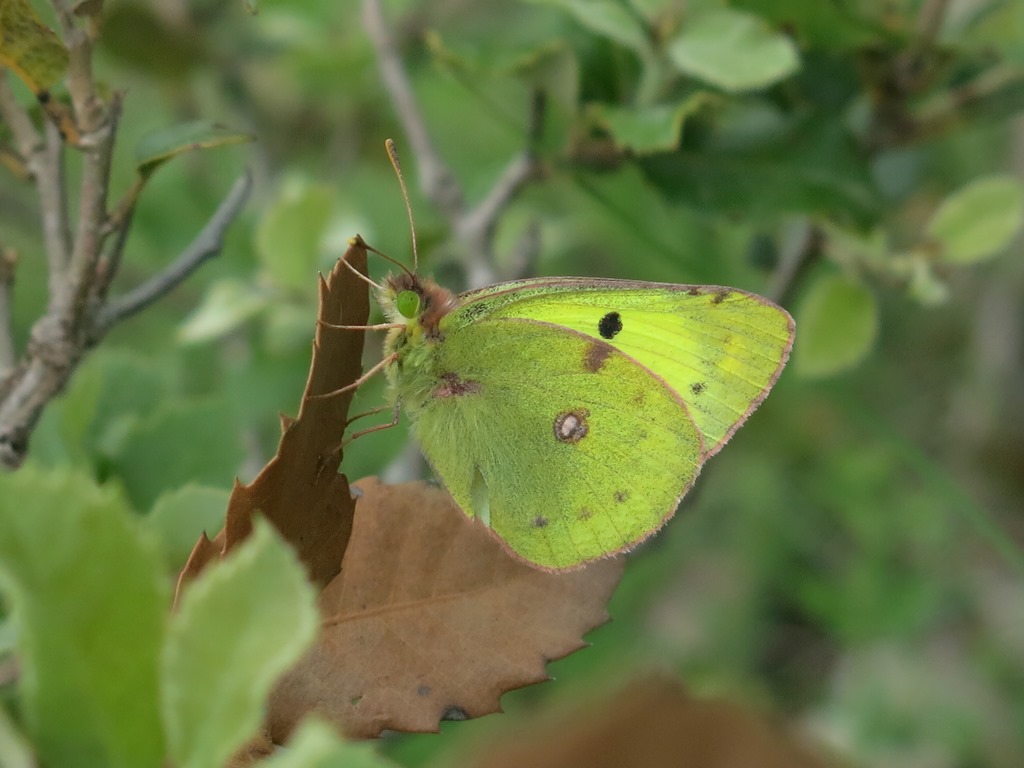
409,317,704,570
454,279,795,456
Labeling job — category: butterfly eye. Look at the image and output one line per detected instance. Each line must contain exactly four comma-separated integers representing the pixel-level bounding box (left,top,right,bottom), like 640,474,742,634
396,290,421,319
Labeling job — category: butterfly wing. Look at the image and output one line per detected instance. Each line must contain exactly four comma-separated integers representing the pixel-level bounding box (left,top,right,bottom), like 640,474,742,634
409,317,704,571
455,278,795,457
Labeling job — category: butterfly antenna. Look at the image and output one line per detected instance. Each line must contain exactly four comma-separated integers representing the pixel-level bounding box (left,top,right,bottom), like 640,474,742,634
386,138,419,273
340,252,385,291
363,242,414,278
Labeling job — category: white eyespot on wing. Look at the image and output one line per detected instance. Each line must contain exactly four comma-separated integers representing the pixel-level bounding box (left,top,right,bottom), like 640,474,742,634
553,410,590,443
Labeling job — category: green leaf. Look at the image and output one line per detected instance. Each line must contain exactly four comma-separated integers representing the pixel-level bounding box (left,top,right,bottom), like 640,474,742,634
177,278,273,344
667,8,800,92
263,302,317,354
638,118,879,223
0,699,37,768
926,175,1024,264
108,399,244,511
145,486,230,572
0,468,166,768
523,0,652,59
592,93,715,154
731,0,889,50
795,273,878,378
255,180,336,293
162,519,319,768
134,120,254,178
0,0,69,91
261,720,398,768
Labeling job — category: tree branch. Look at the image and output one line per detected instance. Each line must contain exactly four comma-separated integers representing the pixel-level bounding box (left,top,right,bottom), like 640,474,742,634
363,0,545,288
0,248,16,378
457,91,546,283
0,73,72,301
362,0,464,220
92,170,253,337
915,0,950,44
62,92,119,327
0,72,40,154
53,0,103,135
0,171,251,469
769,219,822,307
0,9,253,469
42,120,72,301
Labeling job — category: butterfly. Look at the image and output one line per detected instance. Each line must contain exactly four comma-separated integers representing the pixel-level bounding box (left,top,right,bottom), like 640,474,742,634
359,265,795,571
346,143,795,571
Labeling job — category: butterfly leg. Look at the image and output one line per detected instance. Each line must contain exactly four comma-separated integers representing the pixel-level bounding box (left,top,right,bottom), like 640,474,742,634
307,352,397,400
317,320,402,331
343,401,402,445
345,404,393,426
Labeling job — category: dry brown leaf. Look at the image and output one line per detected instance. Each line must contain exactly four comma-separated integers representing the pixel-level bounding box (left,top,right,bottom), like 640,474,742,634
172,530,223,607
466,675,833,768
174,237,370,600
266,477,625,739
225,730,274,767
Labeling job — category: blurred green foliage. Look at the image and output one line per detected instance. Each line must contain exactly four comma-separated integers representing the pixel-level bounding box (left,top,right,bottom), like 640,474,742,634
2,0,1023,766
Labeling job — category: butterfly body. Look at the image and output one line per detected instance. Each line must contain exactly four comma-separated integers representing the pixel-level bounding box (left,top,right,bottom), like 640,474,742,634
377,272,794,571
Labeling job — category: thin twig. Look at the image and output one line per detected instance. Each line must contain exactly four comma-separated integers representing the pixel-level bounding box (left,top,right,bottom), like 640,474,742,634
94,204,136,302
63,93,118,330
471,90,544,228
0,171,252,468
769,219,822,306
364,0,546,287
0,73,72,303
0,8,254,470
507,219,541,280
93,170,253,336
458,92,545,245
43,120,72,296
915,0,950,44
0,248,16,377
0,72,40,155
915,65,1024,142
362,0,464,220
53,0,102,135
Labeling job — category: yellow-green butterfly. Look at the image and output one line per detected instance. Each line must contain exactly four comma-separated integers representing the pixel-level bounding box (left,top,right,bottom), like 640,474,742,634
375,271,793,571
357,143,795,571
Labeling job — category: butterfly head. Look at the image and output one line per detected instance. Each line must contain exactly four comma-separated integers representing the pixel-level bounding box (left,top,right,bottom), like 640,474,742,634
378,273,459,337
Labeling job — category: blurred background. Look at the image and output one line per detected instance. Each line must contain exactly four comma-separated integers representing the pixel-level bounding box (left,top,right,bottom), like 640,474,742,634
3,1,1023,766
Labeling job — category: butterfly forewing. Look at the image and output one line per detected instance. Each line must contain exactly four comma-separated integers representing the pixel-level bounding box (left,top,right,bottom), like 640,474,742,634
454,279,795,456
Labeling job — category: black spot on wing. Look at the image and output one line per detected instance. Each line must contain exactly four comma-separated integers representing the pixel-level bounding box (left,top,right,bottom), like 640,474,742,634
598,311,623,339
533,515,549,528
712,289,730,305
690,381,706,395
